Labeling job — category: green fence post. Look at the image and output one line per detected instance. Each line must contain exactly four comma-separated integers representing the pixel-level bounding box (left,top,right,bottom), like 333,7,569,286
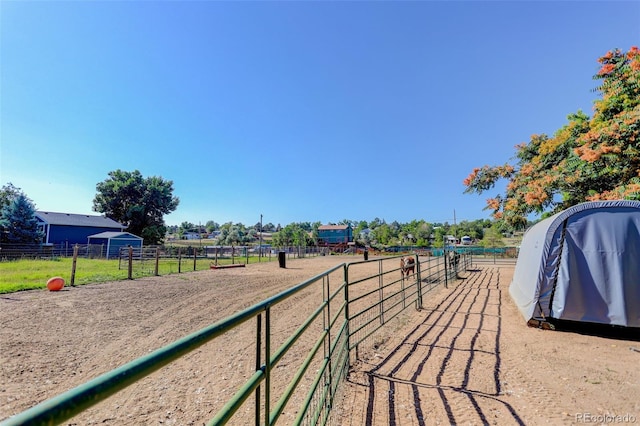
344,263,351,364
378,259,384,325
255,313,262,426
264,308,271,426
444,248,448,289
416,255,422,309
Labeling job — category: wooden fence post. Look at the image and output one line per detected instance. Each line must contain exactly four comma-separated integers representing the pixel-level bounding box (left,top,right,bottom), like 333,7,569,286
193,248,197,271
155,247,160,276
178,247,182,273
128,246,133,280
70,245,79,287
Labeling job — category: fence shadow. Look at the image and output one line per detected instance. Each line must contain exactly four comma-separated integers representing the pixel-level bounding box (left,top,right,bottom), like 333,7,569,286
352,267,525,425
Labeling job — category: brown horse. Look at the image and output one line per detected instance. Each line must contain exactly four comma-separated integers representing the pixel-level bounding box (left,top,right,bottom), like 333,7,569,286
400,256,416,278
447,251,460,268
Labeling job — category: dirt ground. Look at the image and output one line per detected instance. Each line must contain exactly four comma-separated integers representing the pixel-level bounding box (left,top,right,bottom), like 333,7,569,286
1,256,639,425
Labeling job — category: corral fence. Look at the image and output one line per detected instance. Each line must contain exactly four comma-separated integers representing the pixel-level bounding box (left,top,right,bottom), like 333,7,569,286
461,246,519,265
0,243,106,260
116,245,327,275
0,243,329,263
2,250,472,426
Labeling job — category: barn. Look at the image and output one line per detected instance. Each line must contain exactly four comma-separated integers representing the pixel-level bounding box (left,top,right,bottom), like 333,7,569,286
509,200,640,328
36,211,125,247
87,232,143,259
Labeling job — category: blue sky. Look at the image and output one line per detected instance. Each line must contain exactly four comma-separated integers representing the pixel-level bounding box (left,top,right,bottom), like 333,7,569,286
1,1,639,228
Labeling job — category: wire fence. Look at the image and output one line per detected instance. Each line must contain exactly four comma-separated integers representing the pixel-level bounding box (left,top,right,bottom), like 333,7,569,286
0,242,518,261
0,243,330,262
0,243,104,260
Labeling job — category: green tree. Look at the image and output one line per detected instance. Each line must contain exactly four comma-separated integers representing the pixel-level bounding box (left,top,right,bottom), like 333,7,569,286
0,183,23,211
464,46,640,226
272,225,292,247
0,193,43,244
369,217,383,229
205,220,219,233
214,223,252,246
481,225,505,248
225,225,244,246
93,170,179,244
372,223,392,245
353,220,368,238
310,222,321,246
455,220,485,241
411,220,433,246
432,227,448,248
179,222,195,231
272,223,309,247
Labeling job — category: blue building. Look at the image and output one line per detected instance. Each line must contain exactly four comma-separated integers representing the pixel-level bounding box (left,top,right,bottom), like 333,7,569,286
317,224,353,245
36,211,125,247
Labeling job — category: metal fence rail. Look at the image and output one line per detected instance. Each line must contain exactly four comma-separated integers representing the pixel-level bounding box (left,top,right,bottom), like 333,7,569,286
1,252,470,426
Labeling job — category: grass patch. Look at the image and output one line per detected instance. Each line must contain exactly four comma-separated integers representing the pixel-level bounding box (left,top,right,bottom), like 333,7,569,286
0,258,126,293
0,256,277,294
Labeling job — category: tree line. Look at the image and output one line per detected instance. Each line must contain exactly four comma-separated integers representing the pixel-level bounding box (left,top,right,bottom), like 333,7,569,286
167,217,512,249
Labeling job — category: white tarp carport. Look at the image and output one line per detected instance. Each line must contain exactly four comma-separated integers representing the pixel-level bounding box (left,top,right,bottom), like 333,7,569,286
510,200,640,327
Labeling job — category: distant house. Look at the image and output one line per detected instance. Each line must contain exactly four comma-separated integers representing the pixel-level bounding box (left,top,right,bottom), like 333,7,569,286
183,231,201,240
87,232,143,259
317,224,353,245
36,211,125,247
207,230,222,239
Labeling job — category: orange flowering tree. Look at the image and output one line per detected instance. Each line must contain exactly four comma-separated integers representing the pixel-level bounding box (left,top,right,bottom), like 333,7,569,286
464,46,640,227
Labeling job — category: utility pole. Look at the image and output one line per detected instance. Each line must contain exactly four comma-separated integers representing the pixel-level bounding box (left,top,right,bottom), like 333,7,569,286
453,209,457,244
259,214,263,262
